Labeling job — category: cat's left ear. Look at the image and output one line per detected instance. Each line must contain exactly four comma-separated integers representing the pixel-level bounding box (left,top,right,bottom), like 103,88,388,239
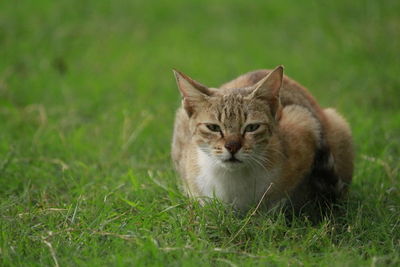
173,69,212,117
249,65,283,120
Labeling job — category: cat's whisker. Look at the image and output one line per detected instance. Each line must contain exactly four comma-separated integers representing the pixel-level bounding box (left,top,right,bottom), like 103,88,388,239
266,148,286,161
257,144,286,160
247,154,270,174
251,151,273,164
247,158,263,174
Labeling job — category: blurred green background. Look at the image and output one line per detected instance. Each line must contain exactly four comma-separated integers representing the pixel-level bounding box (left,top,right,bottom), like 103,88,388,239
1,0,399,266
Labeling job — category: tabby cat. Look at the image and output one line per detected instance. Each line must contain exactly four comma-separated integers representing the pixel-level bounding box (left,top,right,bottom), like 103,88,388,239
171,66,353,212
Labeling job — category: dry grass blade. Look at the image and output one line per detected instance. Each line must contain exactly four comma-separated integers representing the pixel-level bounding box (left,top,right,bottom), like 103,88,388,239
91,231,136,241
42,238,59,267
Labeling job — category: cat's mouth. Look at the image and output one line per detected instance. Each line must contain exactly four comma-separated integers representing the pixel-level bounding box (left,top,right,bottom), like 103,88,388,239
225,157,242,163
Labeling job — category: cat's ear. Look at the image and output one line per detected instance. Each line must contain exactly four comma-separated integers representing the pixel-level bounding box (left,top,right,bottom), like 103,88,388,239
173,69,212,117
249,65,283,120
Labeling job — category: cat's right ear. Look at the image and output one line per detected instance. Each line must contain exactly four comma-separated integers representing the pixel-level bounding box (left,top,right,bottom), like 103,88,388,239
173,69,211,117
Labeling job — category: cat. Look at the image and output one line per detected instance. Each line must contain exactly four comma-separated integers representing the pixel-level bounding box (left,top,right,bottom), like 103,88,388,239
171,66,353,212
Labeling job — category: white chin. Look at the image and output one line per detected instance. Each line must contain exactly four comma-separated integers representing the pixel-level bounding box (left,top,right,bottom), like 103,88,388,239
218,159,245,169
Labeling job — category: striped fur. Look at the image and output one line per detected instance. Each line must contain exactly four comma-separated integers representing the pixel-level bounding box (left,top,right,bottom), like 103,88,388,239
172,66,353,212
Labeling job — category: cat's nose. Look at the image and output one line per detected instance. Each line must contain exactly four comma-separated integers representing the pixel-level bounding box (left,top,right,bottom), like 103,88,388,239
225,140,242,155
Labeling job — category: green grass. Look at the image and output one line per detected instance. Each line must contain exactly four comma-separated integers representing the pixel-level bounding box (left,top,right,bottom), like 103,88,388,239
1,0,399,266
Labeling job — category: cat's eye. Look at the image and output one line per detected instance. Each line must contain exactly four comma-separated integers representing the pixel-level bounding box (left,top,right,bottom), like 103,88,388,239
244,124,260,132
206,124,221,132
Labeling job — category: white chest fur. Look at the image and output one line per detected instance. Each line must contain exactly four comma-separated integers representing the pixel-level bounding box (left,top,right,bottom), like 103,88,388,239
196,149,280,211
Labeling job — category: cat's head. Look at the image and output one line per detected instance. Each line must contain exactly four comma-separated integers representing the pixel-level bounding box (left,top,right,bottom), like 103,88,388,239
173,66,283,169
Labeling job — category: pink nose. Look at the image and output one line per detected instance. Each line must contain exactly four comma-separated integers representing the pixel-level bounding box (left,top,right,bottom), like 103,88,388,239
224,140,242,154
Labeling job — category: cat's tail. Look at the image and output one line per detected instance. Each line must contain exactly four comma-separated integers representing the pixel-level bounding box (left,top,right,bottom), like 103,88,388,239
323,108,354,196
306,108,353,207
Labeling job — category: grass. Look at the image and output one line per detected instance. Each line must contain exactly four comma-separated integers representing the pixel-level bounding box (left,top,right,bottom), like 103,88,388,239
1,0,399,266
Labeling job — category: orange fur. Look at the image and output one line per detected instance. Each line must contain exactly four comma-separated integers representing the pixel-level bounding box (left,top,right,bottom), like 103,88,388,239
172,66,354,212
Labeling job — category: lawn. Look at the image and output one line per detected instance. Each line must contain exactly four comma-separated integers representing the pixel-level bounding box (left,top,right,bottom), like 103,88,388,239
1,0,399,266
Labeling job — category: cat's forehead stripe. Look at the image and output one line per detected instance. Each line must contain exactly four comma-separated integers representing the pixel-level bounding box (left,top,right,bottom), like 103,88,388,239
214,94,246,130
